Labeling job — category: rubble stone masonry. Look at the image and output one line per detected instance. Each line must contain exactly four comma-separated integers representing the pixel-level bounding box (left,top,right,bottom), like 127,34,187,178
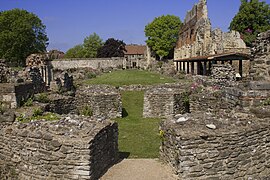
0,116,118,180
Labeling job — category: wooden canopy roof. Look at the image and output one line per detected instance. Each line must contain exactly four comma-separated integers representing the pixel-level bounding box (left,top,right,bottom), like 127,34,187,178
174,52,250,62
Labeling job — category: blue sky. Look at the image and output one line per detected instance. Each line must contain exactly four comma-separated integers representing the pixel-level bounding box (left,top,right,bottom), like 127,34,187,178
1,0,269,52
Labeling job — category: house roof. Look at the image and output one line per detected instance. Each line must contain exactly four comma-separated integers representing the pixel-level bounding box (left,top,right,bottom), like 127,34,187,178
125,45,146,55
174,52,250,62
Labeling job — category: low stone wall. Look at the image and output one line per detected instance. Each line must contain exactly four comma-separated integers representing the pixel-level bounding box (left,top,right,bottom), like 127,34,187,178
0,82,35,108
224,82,270,107
160,113,270,179
0,116,118,180
76,85,122,119
143,87,189,118
51,58,125,70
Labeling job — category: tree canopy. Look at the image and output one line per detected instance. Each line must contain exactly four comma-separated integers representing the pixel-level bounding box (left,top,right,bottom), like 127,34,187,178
65,44,85,58
0,9,48,66
229,0,270,46
145,15,182,60
97,38,126,58
65,33,103,58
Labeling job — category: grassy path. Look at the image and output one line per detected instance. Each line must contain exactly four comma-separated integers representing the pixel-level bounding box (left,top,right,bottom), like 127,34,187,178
116,91,161,158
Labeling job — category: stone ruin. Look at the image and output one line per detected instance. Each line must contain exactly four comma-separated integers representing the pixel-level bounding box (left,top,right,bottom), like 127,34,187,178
0,59,10,83
174,0,250,77
0,116,118,180
250,30,270,81
174,0,250,59
159,30,270,179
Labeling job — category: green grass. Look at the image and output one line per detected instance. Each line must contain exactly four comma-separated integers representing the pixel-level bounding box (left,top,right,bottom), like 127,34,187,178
84,69,175,86
116,91,161,158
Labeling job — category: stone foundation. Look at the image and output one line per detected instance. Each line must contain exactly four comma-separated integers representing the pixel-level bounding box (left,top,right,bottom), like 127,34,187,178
0,82,36,108
0,116,118,180
143,87,189,118
75,85,122,119
160,113,270,179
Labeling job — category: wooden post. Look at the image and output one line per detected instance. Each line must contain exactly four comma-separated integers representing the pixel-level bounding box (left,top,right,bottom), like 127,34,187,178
191,62,194,75
187,61,190,74
203,61,207,75
239,60,243,77
176,62,179,71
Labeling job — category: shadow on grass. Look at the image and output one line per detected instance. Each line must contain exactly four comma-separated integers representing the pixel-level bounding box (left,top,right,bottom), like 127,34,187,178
122,108,129,118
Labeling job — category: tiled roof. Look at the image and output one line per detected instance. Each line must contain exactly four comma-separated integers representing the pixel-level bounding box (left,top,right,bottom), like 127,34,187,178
125,45,146,55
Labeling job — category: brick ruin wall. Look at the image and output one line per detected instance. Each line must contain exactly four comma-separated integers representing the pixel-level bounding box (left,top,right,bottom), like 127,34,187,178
160,114,270,179
250,30,270,81
0,116,118,180
51,58,125,71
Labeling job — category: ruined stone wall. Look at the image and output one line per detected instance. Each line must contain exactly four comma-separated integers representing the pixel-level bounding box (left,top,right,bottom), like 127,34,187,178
51,58,125,70
224,81,270,107
250,30,270,81
75,85,122,119
174,0,249,61
143,87,189,118
0,116,118,180
0,83,35,108
160,113,270,179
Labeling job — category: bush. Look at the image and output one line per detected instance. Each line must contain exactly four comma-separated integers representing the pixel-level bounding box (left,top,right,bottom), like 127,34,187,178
35,93,49,103
33,108,43,117
24,98,33,107
87,72,97,79
80,106,93,117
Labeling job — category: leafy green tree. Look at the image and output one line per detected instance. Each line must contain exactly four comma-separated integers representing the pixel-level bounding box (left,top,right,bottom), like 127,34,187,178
64,44,85,58
83,33,103,58
145,15,182,60
229,0,270,46
97,38,126,58
65,33,103,58
0,9,48,66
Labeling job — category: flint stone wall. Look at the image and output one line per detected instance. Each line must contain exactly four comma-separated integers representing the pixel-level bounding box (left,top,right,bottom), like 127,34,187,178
0,83,35,108
160,113,270,179
0,116,118,180
51,58,125,70
143,87,189,118
224,82,270,107
75,85,122,119
250,30,270,81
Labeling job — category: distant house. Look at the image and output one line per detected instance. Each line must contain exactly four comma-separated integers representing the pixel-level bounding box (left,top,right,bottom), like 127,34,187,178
124,45,147,68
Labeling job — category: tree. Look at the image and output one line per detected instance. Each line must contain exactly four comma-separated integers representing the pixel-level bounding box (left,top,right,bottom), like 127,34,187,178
145,15,182,60
65,33,103,58
0,9,48,66
229,0,270,46
97,38,126,58
83,33,103,58
64,44,85,58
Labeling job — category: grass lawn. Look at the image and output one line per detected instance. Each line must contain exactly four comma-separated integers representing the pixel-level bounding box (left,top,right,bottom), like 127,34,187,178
85,69,175,86
116,91,161,158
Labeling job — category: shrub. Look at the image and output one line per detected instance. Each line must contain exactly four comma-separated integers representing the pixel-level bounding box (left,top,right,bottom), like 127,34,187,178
33,108,43,117
24,98,33,107
87,72,97,79
80,106,93,117
35,93,49,103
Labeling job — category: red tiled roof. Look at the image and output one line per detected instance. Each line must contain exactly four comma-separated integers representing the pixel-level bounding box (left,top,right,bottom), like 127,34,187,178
125,45,146,55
